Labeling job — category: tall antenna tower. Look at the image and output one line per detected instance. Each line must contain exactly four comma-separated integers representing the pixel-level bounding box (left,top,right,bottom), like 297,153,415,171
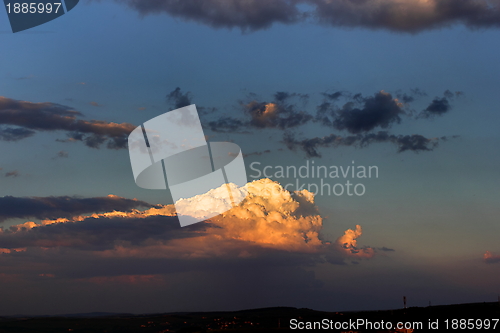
403,296,407,309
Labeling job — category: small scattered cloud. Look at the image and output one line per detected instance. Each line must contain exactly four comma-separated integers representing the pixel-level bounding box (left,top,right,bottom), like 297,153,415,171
53,150,69,159
167,87,193,110
14,74,35,80
484,251,500,264
335,225,375,259
5,170,19,178
89,101,102,107
209,91,312,132
420,90,463,118
284,131,445,158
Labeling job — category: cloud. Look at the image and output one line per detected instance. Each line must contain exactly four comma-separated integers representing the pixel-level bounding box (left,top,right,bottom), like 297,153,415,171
166,87,193,109
310,0,500,32
114,0,302,31
484,251,500,264
54,150,69,159
419,90,464,117
209,91,312,132
0,127,36,141
109,0,500,32
0,179,383,281
319,91,405,134
0,96,135,149
5,170,20,178
284,131,444,157
0,195,154,223
89,101,102,107
335,225,375,259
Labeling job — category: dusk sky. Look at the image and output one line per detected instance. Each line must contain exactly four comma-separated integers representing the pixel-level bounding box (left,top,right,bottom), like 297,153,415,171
1,0,500,316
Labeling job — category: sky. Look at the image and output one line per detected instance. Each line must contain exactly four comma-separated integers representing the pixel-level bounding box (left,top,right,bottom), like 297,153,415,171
1,0,500,316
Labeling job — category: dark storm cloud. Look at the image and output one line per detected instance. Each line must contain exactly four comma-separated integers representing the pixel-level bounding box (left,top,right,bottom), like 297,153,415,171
166,87,193,109
0,195,153,223
284,131,443,157
110,0,500,32
0,96,135,149
329,91,404,134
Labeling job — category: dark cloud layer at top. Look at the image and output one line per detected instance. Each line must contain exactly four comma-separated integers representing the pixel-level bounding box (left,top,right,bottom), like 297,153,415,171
115,0,301,31
111,0,500,32
0,97,135,149
0,195,153,223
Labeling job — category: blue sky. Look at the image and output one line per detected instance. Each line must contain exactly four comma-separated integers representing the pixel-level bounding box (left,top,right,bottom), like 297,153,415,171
1,0,500,315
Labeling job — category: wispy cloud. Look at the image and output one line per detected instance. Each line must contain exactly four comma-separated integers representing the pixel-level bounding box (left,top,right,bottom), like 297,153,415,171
0,194,153,223
4,170,20,178
0,96,135,149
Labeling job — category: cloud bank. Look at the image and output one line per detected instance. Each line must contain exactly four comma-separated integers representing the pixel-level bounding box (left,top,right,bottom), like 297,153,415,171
0,179,384,282
0,96,135,149
110,0,500,32
0,194,153,224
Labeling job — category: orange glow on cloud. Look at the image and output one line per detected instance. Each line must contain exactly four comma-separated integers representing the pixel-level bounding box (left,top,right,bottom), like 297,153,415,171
4,179,377,261
0,247,26,254
336,225,375,258
484,251,500,263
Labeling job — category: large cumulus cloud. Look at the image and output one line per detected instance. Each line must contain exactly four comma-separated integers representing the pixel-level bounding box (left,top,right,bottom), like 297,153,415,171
0,179,385,280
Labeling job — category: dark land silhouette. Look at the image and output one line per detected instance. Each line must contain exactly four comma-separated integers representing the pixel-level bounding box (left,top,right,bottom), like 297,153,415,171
0,301,499,332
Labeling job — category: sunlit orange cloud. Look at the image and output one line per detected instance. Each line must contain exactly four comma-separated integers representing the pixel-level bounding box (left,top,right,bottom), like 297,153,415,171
5,179,377,262
0,247,26,254
484,251,500,264
336,225,375,259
